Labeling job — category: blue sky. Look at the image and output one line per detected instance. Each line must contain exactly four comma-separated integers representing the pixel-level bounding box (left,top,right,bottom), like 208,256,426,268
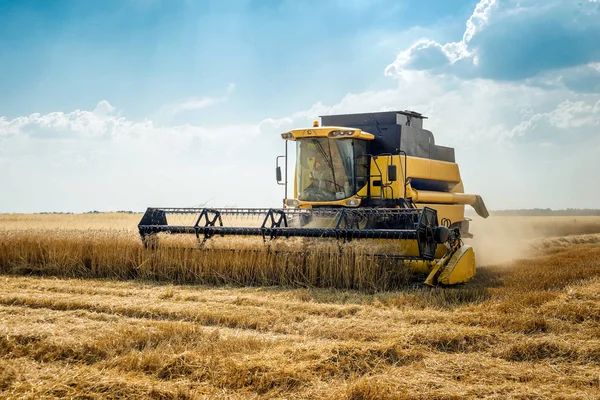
1,0,599,212
0,0,477,121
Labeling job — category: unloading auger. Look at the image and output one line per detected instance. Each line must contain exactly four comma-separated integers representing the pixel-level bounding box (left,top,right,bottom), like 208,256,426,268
139,110,488,286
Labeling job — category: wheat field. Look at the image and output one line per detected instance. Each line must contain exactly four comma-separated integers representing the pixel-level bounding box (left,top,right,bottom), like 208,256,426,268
0,213,599,399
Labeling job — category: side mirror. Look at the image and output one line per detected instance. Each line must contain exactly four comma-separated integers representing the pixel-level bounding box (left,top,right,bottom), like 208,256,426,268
387,165,397,182
276,166,282,183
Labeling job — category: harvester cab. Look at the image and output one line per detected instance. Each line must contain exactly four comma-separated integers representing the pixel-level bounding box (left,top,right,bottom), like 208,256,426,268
139,110,488,287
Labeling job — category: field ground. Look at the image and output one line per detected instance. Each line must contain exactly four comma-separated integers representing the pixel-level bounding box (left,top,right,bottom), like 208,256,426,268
0,214,599,399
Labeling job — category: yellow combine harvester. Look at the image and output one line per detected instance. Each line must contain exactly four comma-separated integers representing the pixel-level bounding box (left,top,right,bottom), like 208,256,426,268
139,110,488,286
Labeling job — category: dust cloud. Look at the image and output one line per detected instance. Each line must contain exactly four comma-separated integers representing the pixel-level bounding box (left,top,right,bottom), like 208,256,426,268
466,216,600,266
466,217,537,266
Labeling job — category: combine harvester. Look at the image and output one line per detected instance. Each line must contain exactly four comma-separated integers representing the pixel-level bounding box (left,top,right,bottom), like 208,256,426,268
139,111,488,287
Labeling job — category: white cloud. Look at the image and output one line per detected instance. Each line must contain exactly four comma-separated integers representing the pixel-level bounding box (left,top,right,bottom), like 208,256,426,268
385,0,600,86
463,0,496,43
507,99,600,138
0,98,286,213
384,0,497,76
93,100,116,115
0,102,127,139
505,99,600,143
161,83,236,118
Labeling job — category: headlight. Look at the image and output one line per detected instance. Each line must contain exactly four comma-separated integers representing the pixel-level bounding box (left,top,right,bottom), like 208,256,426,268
328,130,355,137
281,132,293,139
345,199,360,206
286,199,300,207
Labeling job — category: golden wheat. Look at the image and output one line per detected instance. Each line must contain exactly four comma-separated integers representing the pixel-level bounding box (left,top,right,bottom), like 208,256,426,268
0,229,416,291
0,214,599,399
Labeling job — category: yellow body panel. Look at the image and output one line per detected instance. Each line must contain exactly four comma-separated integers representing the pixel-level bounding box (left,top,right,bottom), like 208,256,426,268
356,155,402,198
429,159,461,183
370,245,475,285
353,154,470,227
437,245,476,285
380,242,476,285
285,127,375,140
415,204,465,227
289,197,362,208
357,155,460,194
424,245,476,286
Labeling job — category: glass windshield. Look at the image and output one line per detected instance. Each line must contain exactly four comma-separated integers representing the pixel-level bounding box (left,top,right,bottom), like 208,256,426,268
296,138,359,202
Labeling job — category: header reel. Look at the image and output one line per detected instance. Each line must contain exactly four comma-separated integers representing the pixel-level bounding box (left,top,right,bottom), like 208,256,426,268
138,206,452,261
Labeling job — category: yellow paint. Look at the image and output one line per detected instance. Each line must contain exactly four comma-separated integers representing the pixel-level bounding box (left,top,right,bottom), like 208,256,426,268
407,187,479,207
353,154,469,226
429,159,461,182
286,197,362,208
370,245,476,285
280,127,482,286
283,127,375,140
424,254,450,286
415,204,465,228
437,245,476,285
